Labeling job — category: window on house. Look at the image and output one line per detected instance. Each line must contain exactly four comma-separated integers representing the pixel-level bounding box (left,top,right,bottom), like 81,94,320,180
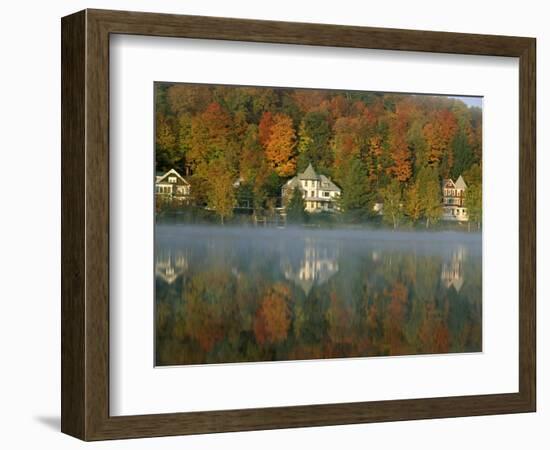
168,176,177,183
323,192,329,197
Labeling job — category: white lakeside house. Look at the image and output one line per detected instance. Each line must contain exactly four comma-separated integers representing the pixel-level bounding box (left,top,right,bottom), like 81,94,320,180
155,168,191,203
281,163,341,213
442,175,468,222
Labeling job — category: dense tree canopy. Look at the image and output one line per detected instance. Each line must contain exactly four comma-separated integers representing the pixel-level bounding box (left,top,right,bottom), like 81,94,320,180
156,83,482,225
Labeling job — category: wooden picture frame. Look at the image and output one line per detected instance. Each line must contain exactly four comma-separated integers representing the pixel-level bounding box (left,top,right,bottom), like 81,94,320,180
61,9,536,441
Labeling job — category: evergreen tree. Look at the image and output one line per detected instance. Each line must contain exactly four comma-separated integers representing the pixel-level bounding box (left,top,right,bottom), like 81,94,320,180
451,129,474,180
286,186,307,224
175,113,193,171
337,157,375,222
464,164,482,230
407,119,427,172
297,111,332,172
417,166,442,228
155,113,177,171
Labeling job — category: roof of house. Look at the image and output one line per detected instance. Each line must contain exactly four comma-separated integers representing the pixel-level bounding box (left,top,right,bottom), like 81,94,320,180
284,177,300,191
455,175,467,189
319,174,340,192
155,168,189,185
443,175,468,190
298,163,320,181
283,164,341,192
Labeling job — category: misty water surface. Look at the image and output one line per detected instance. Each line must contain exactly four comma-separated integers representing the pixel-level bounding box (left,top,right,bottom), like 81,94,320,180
155,225,482,366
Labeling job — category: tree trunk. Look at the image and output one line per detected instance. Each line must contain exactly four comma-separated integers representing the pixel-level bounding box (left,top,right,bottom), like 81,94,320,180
220,215,224,225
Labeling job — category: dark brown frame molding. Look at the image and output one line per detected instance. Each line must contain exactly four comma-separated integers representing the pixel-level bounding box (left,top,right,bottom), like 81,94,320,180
61,9,536,441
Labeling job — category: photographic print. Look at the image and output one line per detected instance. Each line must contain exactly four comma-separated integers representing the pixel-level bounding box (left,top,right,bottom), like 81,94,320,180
154,83,482,366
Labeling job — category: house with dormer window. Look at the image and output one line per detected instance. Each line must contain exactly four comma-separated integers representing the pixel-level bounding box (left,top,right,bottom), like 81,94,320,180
155,168,191,203
281,163,341,213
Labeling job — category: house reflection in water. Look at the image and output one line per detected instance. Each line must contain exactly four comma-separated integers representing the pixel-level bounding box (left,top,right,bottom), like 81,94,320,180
155,250,188,284
282,239,339,295
441,246,466,292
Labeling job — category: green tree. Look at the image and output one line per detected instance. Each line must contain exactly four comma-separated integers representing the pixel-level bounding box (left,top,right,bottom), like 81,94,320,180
286,186,307,224
174,113,193,171
404,181,422,224
407,119,427,172
297,111,332,172
451,129,474,180
382,179,403,229
417,166,442,228
337,157,375,222
205,160,236,224
463,163,482,230
463,163,482,186
155,113,177,171
189,102,238,170
239,124,268,212
465,181,482,230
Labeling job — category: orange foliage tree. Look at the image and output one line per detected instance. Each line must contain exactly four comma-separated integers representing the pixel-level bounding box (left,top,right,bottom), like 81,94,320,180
423,109,458,176
388,106,413,182
264,113,297,177
258,111,274,149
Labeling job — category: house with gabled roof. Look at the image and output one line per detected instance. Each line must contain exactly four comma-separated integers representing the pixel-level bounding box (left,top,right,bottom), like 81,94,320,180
155,168,191,203
281,163,341,213
442,175,468,222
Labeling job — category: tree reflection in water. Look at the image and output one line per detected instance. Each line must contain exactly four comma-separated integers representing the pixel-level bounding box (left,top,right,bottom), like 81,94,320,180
155,225,482,366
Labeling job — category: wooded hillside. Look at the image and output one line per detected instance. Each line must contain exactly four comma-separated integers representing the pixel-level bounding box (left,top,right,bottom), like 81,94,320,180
155,83,482,225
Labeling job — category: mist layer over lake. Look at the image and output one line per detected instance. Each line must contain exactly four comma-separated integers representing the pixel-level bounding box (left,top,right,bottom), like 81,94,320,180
155,225,482,366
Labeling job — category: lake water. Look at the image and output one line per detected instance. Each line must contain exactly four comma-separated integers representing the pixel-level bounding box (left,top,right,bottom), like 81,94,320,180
155,225,482,366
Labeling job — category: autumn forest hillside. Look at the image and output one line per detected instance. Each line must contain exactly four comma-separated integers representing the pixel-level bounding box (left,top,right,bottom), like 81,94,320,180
155,83,482,227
